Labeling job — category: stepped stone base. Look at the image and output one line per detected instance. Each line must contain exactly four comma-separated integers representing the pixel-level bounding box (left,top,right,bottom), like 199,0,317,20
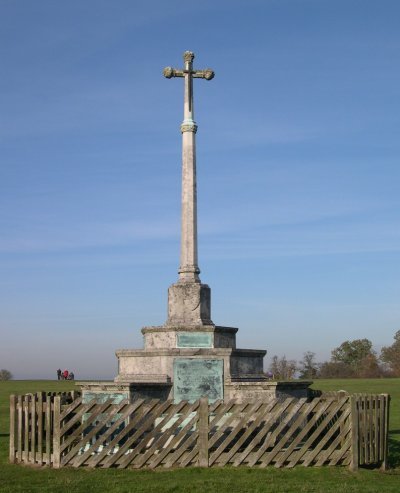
78,379,312,404
77,284,312,403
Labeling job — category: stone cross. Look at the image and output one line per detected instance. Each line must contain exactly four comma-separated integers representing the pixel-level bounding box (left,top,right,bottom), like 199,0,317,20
164,51,214,284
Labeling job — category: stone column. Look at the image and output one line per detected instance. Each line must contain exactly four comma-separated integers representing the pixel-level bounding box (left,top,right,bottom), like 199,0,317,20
179,51,200,283
163,51,214,327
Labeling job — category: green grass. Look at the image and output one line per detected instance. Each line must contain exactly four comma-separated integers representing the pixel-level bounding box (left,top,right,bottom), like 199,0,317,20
0,379,399,493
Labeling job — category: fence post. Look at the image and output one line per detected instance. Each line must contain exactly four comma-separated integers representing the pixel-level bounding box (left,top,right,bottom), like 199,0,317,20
37,392,43,465
17,395,23,462
198,397,209,467
53,396,61,468
30,394,37,464
23,395,29,462
9,395,16,464
381,394,390,471
350,395,359,471
337,391,347,449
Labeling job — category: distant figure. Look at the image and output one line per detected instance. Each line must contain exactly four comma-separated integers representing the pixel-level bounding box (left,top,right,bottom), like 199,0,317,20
57,369,62,380
68,372,75,380
63,369,69,380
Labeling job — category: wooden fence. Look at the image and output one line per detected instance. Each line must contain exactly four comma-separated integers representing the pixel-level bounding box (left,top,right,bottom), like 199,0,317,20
9,392,389,470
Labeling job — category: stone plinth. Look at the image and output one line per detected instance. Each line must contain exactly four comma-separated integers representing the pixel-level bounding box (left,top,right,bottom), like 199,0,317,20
78,378,313,405
142,325,238,350
78,380,172,404
225,380,313,403
115,347,266,385
167,282,212,326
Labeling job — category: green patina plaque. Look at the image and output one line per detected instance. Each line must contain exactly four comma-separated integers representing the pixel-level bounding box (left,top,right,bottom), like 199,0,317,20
173,358,223,403
82,392,128,404
177,332,213,348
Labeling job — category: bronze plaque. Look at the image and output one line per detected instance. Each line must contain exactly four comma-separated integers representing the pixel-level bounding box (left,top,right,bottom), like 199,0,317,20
173,358,223,403
177,332,213,348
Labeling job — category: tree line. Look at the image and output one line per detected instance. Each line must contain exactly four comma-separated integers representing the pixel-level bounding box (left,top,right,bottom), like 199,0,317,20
268,330,400,380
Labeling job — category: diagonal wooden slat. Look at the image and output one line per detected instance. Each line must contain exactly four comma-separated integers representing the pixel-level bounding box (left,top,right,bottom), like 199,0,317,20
10,392,389,470
100,400,172,468
232,399,283,466
84,399,148,468
289,398,348,468
60,401,99,437
61,399,116,455
68,399,130,466
124,402,197,469
61,400,129,467
208,402,250,451
147,403,200,469
161,428,198,469
302,406,351,467
328,445,351,466
328,429,352,466
178,433,200,468
209,399,225,413
218,401,276,467
210,401,265,466
247,398,299,467
60,397,83,421
61,399,129,464
273,398,332,468
315,418,351,466
87,399,159,468
277,400,337,467
119,400,190,468
208,400,240,435
260,398,315,468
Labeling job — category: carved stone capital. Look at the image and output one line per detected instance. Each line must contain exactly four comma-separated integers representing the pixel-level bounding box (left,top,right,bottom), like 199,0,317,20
181,122,198,133
203,69,214,80
183,51,195,63
163,66,174,78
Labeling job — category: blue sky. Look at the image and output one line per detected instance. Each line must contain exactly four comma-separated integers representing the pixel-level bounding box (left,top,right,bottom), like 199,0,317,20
1,0,399,379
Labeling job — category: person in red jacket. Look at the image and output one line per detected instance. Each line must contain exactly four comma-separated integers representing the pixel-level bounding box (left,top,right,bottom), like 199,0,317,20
63,369,69,380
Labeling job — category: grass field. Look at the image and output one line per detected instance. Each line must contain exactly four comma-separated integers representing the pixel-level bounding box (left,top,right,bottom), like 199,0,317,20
0,379,399,493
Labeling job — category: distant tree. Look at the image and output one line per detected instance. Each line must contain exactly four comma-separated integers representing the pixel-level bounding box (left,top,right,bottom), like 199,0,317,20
381,330,400,376
318,361,354,378
331,339,375,375
357,354,384,378
298,351,319,379
0,369,12,381
269,355,297,380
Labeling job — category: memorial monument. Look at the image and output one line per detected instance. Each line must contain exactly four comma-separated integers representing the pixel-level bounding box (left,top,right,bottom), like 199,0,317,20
79,52,311,403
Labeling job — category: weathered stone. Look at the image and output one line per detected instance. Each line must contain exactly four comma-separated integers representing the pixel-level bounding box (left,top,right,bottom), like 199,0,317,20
167,282,212,326
141,325,238,350
78,52,313,406
173,359,223,403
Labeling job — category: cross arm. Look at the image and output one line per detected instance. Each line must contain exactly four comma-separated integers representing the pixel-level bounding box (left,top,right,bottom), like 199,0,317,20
192,69,214,80
163,67,184,78
163,67,215,80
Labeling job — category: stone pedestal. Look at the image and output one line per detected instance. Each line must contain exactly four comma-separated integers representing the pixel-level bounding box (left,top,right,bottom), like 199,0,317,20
167,282,212,326
78,283,312,404
77,52,312,405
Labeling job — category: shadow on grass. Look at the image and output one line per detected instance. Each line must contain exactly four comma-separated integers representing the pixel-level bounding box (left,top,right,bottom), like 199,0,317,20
388,435,400,469
0,434,9,438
